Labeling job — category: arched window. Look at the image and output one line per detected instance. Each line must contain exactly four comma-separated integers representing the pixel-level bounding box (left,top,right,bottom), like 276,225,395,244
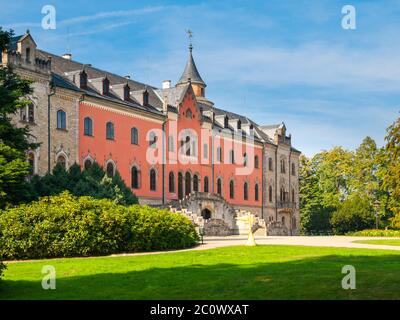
186,109,192,118
84,117,93,136
281,159,286,173
269,186,273,203
229,150,235,164
178,172,183,199
255,155,259,169
255,184,259,201
84,159,92,170
28,103,34,123
282,216,285,225
150,169,156,191
292,217,296,229
217,147,222,162
149,131,157,148
203,143,208,159
131,166,140,189
106,162,115,177
280,187,286,202
57,155,66,169
292,163,296,176
204,176,209,193
292,188,295,203
131,127,138,145
193,175,199,192
229,180,234,199
217,178,222,196
106,122,114,140
28,152,35,175
269,158,273,171
243,153,248,167
244,182,248,200
185,172,191,195
168,171,175,193
57,110,66,129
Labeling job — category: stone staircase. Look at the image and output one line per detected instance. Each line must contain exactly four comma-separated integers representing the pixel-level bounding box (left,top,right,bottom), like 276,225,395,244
166,192,268,236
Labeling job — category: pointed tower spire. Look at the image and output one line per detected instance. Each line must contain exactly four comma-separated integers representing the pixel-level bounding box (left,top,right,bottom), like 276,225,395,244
177,30,206,89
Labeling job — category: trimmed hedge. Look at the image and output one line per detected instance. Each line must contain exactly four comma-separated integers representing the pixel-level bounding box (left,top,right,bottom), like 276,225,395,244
348,229,400,237
0,192,198,260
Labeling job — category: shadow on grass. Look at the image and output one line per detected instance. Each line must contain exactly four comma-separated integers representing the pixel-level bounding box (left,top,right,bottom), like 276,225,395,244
1,254,399,300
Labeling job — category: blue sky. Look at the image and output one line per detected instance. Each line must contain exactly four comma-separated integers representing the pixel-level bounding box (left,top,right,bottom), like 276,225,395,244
2,0,400,156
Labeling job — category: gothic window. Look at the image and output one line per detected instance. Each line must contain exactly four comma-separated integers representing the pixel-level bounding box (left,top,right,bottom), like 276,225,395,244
204,176,209,193
28,152,35,176
106,122,114,140
84,159,92,170
193,175,199,192
217,178,222,196
269,186,273,203
254,155,259,169
244,182,248,200
280,159,286,173
28,103,34,123
168,171,175,193
269,157,273,171
186,109,192,118
292,188,295,203
84,117,93,136
229,180,234,199
150,169,156,191
57,155,66,169
106,162,115,177
243,153,248,167
292,163,296,176
57,110,66,130
131,166,140,189
131,127,138,145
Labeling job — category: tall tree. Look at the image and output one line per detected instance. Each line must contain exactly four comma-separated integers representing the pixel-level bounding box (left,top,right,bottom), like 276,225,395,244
0,28,37,207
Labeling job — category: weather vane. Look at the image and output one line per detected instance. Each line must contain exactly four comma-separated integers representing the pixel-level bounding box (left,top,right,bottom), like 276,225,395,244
186,29,193,50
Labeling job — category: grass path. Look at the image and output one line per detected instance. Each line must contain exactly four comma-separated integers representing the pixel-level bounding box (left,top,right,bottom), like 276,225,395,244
1,245,399,300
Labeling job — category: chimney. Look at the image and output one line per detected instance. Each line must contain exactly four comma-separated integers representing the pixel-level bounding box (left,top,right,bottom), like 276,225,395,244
62,53,72,60
162,80,171,89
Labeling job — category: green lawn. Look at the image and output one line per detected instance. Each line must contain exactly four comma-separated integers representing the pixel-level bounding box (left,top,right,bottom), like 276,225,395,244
1,245,400,300
353,239,400,246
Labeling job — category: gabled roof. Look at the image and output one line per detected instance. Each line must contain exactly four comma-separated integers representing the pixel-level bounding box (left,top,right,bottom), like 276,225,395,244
177,45,205,86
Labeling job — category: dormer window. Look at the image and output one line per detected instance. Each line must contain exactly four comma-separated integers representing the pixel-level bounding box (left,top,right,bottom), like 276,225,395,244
143,90,149,106
25,47,31,63
102,78,110,95
80,71,87,88
186,109,193,119
124,85,130,101
237,119,241,130
224,116,229,128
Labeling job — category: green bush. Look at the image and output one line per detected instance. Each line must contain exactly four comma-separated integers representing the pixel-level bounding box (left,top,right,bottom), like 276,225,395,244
0,192,198,260
348,229,400,237
28,162,138,205
330,195,375,234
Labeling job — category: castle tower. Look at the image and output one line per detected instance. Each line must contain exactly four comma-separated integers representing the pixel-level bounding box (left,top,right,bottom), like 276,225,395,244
177,44,206,96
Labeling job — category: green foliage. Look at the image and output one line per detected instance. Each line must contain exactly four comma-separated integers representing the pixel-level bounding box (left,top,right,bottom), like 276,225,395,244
348,229,400,237
0,144,31,208
330,195,375,235
0,192,199,260
29,162,138,205
299,155,334,234
0,261,6,280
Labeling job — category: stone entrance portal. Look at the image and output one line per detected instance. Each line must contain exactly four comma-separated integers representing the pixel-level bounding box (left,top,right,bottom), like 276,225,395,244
201,208,211,220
